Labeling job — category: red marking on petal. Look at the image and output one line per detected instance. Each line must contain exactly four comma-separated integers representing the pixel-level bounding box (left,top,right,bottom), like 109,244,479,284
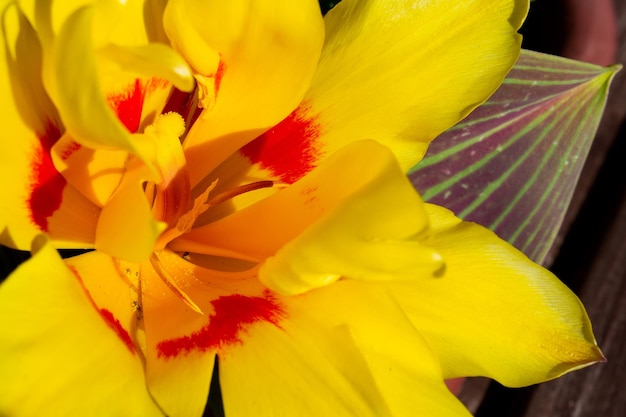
59,140,82,161
146,77,170,94
28,122,66,231
70,266,136,354
156,292,283,358
214,59,226,97
98,308,136,354
239,103,322,184
301,185,320,206
107,79,145,133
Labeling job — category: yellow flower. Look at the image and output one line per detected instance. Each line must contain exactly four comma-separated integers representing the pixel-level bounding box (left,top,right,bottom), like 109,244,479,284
0,0,602,416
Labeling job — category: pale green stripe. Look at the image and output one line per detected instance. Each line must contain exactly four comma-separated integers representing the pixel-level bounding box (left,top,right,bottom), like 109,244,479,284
502,78,591,86
509,89,598,253
512,64,600,76
485,94,579,231
510,109,586,246
518,50,603,72
490,86,590,229
458,98,571,219
420,110,551,201
415,99,552,172
516,87,607,253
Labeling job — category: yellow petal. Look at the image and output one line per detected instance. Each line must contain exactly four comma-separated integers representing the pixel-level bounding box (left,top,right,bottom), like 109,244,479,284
42,183,100,248
171,140,432,271
95,157,166,263
21,0,153,48
94,111,191,262
240,0,528,182
47,2,192,155
65,251,142,355
0,236,162,416
221,282,472,417
1,2,185,248
67,250,251,416
164,0,325,186
50,5,139,153
99,43,194,93
142,112,191,230
1,1,60,134
51,134,129,208
0,118,100,250
0,116,100,249
138,249,266,416
174,142,442,296
0,1,58,248
0,24,101,249
256,141,441,294
50,75,188,210
219,315,392,417
388,204,604,387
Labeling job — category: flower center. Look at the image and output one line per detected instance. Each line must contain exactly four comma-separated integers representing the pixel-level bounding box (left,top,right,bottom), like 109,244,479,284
155,179,276,250
139,113,281,312
148,179,277,313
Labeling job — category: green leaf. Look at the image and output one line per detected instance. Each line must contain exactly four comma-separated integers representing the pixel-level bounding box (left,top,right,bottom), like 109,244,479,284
409,49,620,264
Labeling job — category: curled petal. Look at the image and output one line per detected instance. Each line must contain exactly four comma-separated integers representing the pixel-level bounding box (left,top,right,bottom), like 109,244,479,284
48,3,193,156
99,43,194,93
171,141,431,271
51,134,129,208
26,0,154,47
51,5,141,153
95,157,166,263
388,204,604,387
258,142,444,294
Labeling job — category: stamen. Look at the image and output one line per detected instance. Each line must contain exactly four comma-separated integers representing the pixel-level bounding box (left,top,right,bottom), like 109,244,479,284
150,252,203,314
155,180,218,249
156,180,281,250
205,180,275,207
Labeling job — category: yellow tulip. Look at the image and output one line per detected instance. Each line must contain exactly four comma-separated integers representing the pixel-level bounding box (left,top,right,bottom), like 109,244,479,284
0,0,602,416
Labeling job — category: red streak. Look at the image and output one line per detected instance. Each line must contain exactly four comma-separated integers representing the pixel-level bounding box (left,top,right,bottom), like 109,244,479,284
70,266,136,354
98,309,136,354
28,122,65,231
28,78,146,231
239,103,322,184
59,140,82,160
107,79,145,133
214,59,226,97
146,77,170,94
156,293,283,358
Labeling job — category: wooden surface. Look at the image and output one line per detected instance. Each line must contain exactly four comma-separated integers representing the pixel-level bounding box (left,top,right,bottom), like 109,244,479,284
460,1,626,416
